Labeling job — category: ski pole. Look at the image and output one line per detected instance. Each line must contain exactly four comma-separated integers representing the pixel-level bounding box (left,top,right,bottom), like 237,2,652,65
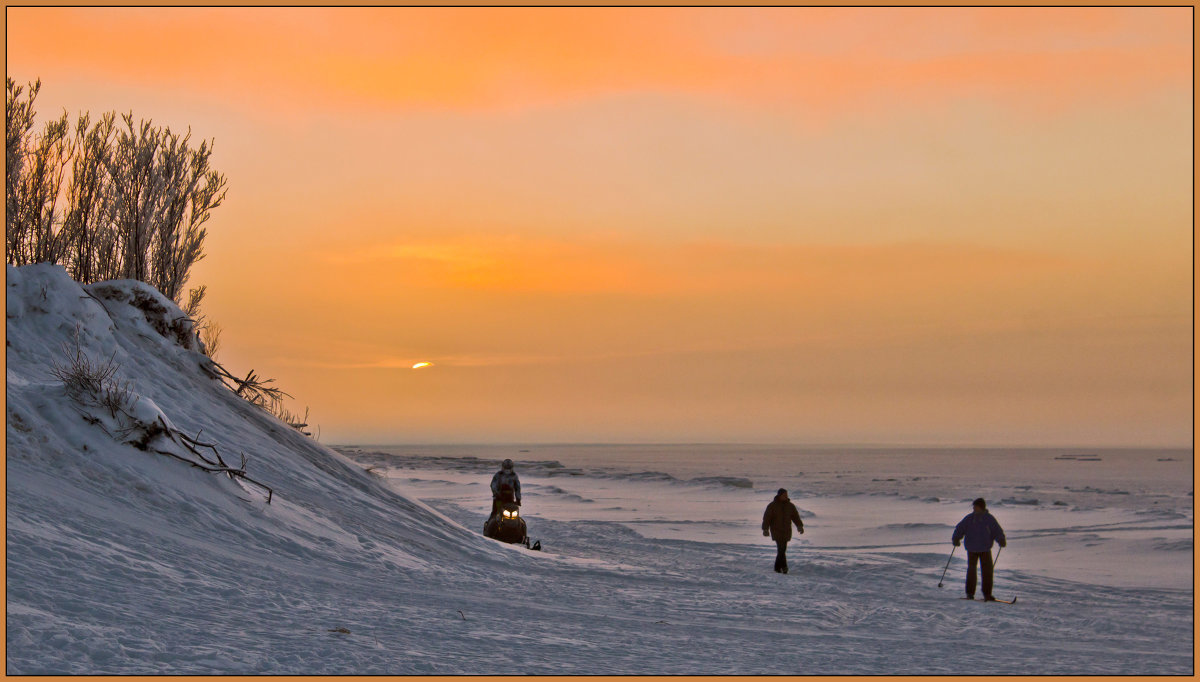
937,545,956,588
990,546,1016,602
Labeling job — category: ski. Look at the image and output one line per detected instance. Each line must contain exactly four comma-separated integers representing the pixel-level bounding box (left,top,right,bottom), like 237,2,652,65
959,596,1017,603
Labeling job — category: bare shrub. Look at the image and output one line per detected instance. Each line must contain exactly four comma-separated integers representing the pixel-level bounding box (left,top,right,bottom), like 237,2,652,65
6,78,227,310
206,362,291,413
270,403,312,437
98,378,136,418
61,111,117,285
6,78,41,256
200,321,222,359
182,284,205,319
202,359,317,438
51,342,119,396
183,285,221,358
50,340,137,418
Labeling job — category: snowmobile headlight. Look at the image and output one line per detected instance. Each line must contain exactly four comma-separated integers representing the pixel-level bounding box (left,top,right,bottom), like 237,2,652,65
503,509,518,519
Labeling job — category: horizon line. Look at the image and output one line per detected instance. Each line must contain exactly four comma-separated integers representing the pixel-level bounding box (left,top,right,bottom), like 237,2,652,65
329,441,1194,451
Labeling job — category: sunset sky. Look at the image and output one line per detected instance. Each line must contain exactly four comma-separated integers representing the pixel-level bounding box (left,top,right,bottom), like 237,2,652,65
6,7,1192,445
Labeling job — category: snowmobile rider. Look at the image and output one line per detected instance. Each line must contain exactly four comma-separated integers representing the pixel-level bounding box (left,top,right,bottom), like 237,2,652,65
490,459,522,519
951,497,1007,601
762,488,804,574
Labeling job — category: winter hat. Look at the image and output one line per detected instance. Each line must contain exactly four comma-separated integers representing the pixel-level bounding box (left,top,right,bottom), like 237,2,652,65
777,488,788,497
973,497,986,509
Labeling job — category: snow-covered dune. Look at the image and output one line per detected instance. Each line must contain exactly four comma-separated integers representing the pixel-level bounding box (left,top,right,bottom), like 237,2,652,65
5,264,536,673
6,264,1193,674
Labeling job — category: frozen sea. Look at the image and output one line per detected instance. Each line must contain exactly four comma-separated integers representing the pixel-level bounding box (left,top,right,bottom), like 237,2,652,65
340,444,1194,591
334,443,1194,674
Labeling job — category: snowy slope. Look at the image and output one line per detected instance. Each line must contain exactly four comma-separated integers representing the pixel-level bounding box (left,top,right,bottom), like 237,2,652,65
5,263,536,673
5,263,1193,674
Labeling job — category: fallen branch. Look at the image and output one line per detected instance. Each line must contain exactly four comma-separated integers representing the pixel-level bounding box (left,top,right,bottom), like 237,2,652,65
149,446,273,503
153,416,273,503
79,290,112,316
201,358,315,438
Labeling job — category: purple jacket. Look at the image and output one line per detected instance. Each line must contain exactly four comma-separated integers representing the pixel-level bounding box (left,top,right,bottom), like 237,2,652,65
952,511,1006,553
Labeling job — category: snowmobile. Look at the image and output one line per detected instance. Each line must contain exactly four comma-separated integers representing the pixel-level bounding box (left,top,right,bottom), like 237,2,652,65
484,490,540,550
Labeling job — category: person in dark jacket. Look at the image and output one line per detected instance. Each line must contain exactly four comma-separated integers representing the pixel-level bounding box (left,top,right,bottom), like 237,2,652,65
762,488,804,573
951,497,1007,600
490,459,521,519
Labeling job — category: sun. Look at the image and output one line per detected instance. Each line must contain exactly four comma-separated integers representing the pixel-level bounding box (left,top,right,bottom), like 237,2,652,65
412,362,433,370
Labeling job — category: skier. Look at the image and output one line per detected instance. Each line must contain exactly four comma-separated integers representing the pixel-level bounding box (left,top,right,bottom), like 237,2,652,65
762,488,804,573
951,497,1007,601
489,459,521,520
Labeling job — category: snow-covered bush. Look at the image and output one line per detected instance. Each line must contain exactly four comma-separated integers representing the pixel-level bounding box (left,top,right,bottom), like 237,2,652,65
6,77,314,439
5,77,227,306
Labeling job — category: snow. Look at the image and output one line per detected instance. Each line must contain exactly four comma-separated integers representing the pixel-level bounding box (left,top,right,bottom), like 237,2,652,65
5,263,1194,674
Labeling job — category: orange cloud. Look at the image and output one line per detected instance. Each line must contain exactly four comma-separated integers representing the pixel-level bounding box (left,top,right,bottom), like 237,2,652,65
7,7,1190,118
318,234,1075,300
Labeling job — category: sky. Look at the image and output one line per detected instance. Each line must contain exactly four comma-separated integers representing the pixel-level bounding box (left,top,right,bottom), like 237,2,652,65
6,7,1193,446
